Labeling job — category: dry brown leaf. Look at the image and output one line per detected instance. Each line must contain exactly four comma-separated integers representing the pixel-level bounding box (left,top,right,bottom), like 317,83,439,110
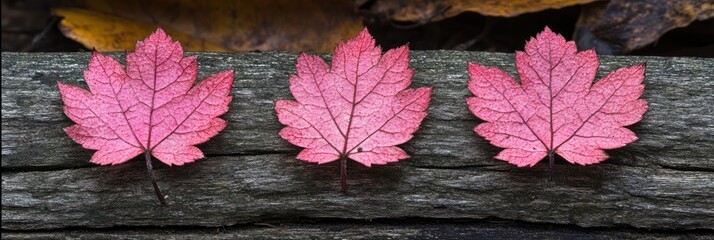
363,0,598,23
55,0,363,52
53,8,229,52
574,0,714,54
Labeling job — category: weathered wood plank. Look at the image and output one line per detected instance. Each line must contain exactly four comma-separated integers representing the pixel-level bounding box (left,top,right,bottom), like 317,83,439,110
2,52,712,170
5,220,713,239
2,52,713,231
3,154,713,230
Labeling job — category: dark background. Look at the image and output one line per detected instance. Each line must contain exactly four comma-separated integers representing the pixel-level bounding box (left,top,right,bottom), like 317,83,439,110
2,0,712,57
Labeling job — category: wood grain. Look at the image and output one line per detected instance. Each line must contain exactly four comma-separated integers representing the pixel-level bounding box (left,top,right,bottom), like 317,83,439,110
2,52,712,232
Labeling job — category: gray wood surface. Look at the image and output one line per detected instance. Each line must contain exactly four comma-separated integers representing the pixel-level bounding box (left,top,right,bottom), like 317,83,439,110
4,220,713,239
2,52,713,233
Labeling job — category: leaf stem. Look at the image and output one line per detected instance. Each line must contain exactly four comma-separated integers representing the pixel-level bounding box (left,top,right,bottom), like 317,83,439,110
145,151,166,204
548,151,554,169
341,156,347,193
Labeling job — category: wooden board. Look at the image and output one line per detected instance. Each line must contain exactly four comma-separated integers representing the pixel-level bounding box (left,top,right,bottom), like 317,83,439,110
4,220,713,239
2,52,713,234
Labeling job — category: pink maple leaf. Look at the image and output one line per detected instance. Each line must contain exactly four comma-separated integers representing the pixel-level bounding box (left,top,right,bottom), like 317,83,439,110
58,28,234,203
466,27,648,167
275,28,432,191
